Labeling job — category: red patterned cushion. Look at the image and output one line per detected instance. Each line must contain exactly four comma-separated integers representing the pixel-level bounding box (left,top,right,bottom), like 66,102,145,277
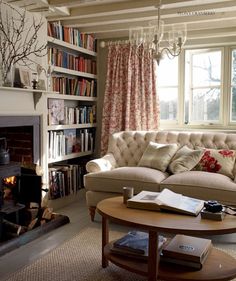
194,148,236,179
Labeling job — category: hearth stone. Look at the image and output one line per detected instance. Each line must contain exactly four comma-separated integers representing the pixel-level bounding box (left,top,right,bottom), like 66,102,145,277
0,214,70,257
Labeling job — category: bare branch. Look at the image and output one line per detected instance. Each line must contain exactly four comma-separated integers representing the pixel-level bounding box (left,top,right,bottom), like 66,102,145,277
0,0,47,85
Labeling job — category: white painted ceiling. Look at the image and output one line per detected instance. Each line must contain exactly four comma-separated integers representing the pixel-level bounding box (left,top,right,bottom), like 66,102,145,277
4,0,236,41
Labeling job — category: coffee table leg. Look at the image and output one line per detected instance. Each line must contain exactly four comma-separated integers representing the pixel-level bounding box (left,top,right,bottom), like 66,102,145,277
148,230,159,281
102,216,109,268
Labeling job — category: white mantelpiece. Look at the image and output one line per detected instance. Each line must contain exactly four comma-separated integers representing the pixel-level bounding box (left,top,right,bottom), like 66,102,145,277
0,87,46,115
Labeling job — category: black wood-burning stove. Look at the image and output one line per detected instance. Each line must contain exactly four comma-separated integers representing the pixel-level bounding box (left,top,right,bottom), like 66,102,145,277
0,162,25,240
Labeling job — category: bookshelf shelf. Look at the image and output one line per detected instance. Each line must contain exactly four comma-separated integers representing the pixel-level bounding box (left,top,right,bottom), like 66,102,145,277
48,151,92,164
52,66,97,80
46,93,97,101
48,123,97,130
47,36,97,57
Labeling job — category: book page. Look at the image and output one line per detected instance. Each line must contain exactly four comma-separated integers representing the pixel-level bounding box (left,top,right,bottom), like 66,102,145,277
128,191,162,204
178,196,204,213
159,189,204,215
158,189,183,208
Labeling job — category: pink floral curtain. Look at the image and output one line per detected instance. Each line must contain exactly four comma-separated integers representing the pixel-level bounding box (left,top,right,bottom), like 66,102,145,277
101,43,159,154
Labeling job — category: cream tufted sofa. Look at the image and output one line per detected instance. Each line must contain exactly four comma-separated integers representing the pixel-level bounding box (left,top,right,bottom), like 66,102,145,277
84,130,236,221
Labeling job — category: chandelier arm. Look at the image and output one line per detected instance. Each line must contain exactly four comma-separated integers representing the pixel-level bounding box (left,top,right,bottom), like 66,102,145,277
161,47,182,58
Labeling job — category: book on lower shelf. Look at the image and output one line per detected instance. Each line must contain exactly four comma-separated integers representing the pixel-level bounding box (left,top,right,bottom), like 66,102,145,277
160,234,212,269
110,230,167,260
127,189,204,216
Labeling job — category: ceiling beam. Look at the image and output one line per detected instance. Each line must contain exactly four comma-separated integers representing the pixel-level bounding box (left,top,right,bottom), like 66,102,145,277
57,2,236,28
48,0,193,8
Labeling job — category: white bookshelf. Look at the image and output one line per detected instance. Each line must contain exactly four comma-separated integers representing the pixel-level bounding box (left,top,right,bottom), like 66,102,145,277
46,31,97,208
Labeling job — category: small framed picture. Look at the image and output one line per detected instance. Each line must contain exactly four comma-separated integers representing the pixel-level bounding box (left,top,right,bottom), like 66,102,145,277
19,68,31,88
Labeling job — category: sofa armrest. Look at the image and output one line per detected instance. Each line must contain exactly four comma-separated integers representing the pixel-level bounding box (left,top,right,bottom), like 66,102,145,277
86,153,117,173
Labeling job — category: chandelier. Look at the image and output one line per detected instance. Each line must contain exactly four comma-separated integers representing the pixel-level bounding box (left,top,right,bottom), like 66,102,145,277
129,0,187,64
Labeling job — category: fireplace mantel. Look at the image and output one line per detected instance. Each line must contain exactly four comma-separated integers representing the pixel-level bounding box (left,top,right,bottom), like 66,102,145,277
0,87,56,111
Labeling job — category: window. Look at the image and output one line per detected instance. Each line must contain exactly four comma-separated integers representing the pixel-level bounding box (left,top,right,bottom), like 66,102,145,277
185,49,222,124
230,49,236,122
157,56,178,122
157,45,236,129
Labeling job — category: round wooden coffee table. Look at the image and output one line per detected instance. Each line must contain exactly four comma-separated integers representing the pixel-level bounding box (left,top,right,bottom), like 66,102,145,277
97,196,236,281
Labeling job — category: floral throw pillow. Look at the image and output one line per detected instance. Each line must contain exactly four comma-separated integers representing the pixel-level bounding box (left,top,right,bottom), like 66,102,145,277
194,148,236,179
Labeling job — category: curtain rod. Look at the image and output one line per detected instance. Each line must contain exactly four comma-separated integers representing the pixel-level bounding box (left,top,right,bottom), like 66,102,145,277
99,40,130,48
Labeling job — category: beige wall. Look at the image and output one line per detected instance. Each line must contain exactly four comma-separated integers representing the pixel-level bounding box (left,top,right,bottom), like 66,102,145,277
96,40,109,156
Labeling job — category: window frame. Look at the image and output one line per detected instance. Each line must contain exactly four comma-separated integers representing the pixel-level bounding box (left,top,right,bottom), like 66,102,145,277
159,45,236,130
229,47,236,124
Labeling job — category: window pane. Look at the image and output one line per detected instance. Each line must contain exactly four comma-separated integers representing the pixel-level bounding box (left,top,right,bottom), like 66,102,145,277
191,88,220,122
192,51,221,87
231,87,236,121
157,56,178,122
231,50,236,122
231,50,236,84
157,57,178,86
159,88,178,120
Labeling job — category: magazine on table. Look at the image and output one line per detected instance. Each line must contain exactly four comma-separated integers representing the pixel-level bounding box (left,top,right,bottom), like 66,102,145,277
127,188,204,216
111,230,167,260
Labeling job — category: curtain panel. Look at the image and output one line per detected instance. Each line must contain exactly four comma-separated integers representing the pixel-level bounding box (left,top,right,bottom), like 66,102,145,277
101,43,159,155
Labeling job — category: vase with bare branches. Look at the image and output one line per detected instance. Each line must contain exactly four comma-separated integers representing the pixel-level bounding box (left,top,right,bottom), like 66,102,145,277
0,0,46,87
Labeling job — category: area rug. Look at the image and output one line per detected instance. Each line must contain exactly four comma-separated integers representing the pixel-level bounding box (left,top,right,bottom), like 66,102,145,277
3,226,236,281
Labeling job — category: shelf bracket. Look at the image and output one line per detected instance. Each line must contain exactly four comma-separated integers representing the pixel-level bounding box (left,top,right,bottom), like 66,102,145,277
33,92,42,109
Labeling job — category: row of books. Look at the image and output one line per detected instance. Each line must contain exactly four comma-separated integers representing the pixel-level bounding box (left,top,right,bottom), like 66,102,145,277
63,105,96,126
48,103,96,126
48,163,86,200
48,47,97,74
111,231,212,269
48,22,96,52
48,99,96,125
51,76,97,97
48,128,94,159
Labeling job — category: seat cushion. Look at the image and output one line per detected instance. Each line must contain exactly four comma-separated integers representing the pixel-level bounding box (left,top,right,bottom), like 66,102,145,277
84,167,169,194
160,171,236,206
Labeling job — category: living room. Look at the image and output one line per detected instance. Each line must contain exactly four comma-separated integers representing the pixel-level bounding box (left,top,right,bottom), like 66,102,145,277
0,0,236,280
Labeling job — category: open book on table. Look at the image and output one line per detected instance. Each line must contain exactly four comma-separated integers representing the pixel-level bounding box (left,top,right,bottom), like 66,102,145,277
127,188,205,216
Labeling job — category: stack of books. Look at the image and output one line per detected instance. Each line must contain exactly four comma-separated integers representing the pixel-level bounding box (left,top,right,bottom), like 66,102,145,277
110,230,167,260
160,234,212,269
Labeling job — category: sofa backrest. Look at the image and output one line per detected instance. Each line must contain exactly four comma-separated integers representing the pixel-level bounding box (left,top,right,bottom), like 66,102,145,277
107,131,236,167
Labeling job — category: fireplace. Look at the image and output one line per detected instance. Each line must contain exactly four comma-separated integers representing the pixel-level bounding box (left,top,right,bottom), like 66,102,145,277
0,115,40,164
0,109,69,256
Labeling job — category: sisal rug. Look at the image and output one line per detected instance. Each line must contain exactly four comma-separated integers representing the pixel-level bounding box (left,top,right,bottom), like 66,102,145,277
3,226,236,281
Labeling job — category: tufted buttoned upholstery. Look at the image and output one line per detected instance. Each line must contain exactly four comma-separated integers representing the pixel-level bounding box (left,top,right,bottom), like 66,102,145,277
107,131,236,168
84,130,236,221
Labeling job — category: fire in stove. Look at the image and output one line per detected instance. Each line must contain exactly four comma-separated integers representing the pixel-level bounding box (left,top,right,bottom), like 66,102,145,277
0,170,55,243
3,176,17,201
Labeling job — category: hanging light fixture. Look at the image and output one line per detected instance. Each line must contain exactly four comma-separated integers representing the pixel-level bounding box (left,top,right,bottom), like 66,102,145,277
129,0,187,64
